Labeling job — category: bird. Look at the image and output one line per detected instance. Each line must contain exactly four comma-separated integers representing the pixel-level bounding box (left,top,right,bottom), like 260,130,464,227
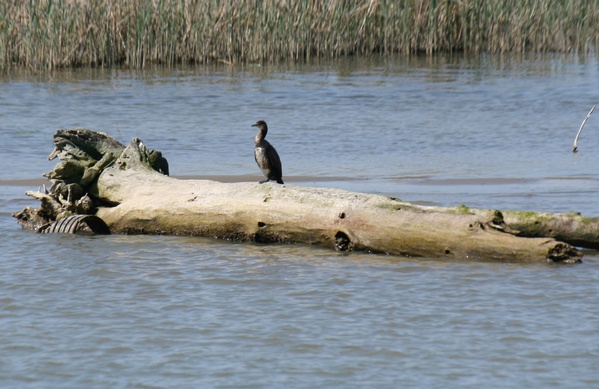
252,120,284,184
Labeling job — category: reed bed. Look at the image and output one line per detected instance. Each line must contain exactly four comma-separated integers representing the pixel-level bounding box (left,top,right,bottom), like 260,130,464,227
1,0,598,70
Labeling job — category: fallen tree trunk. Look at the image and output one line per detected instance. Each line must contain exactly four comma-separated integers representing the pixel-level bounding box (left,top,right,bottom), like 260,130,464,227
502,211,599,250
440,206,599,250
14,128,591,264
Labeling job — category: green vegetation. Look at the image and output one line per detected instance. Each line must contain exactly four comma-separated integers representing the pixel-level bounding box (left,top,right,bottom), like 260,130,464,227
453,204,474,215
1,0,598,70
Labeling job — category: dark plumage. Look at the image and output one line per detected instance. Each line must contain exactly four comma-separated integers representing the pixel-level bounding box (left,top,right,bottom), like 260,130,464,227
252,120,284,184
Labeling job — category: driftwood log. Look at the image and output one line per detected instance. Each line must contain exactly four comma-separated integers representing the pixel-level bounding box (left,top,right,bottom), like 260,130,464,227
14,128,595,264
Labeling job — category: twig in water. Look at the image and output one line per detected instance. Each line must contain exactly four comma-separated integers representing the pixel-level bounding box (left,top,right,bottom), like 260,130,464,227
573,105,596,153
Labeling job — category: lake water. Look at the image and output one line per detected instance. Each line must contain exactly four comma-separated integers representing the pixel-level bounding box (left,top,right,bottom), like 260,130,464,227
1,53,599,388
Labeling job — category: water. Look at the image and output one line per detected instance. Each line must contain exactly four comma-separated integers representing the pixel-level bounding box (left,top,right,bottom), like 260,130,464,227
2,53,599,388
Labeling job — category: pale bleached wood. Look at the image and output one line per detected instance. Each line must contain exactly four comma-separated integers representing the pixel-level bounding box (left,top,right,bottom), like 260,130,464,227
573,105,596,152
92,138,581,263
13,129,585,263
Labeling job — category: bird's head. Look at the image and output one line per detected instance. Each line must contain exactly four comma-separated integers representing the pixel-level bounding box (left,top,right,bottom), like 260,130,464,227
252,120,268,131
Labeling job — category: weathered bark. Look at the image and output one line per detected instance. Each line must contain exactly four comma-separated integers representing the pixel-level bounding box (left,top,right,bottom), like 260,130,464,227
39,214,111,234
14,128,592,264
13,128,167,231
503,211,599,249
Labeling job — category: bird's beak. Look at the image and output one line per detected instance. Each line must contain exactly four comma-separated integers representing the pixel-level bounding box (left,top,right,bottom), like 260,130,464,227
251,123,258,127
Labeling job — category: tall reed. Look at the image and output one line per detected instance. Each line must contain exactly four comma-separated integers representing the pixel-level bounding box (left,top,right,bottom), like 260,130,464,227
1,0,597,70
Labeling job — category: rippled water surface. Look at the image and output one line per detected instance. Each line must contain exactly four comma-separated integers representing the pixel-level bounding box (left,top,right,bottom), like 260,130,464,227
2,54,599,388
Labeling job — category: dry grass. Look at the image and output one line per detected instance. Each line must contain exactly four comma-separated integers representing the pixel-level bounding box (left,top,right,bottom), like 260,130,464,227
1,0,598,70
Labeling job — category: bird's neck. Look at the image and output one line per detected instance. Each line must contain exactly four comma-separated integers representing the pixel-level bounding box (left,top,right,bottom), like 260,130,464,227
255,129,267,144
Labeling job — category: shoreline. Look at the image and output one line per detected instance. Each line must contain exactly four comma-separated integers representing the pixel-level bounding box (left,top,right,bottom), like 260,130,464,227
2,1,597,71
0,175,363,187
1,175,566,187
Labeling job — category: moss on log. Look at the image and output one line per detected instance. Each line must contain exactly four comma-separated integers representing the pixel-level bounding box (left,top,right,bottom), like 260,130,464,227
502,211,599,249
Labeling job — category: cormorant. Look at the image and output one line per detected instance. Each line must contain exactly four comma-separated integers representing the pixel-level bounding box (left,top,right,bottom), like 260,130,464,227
252,120,284,184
